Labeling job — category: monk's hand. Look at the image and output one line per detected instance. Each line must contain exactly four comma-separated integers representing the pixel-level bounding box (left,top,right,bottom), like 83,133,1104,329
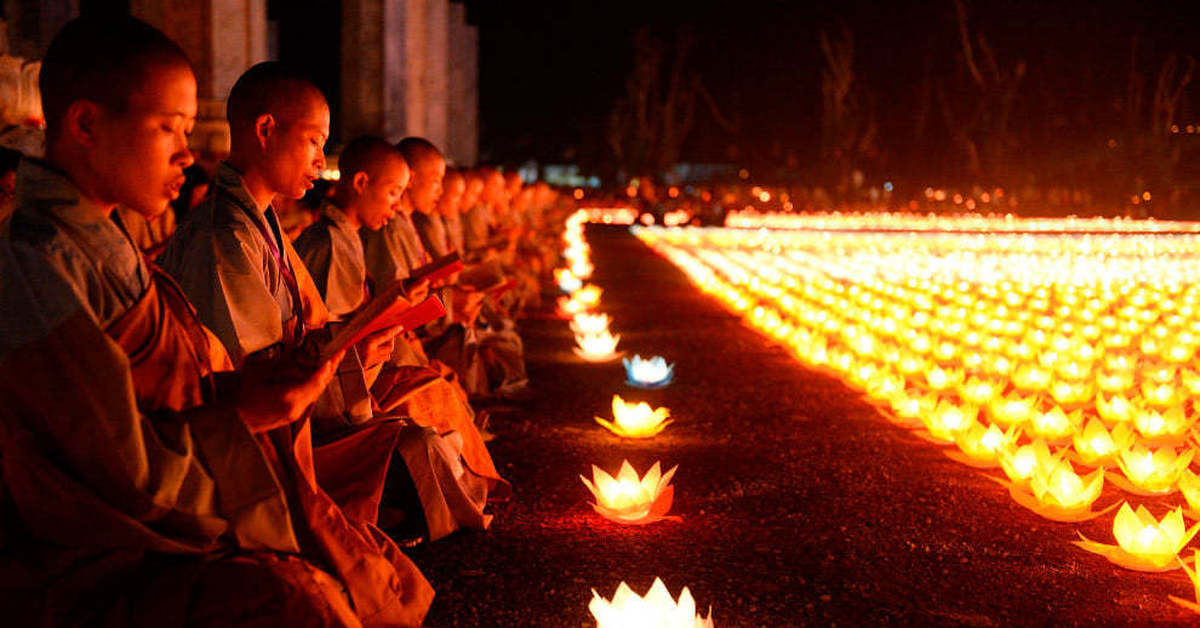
406,278,430,303
233,350,344,433
357,324,401,369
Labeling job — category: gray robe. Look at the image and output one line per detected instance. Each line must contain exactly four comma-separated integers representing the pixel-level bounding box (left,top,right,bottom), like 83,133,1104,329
294,202,367,322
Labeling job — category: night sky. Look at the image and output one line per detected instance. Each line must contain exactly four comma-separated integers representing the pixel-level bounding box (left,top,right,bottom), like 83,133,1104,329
467,0,1198,177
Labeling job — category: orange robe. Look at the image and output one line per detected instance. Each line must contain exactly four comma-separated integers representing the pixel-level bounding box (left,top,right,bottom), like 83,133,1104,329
0,161,431,625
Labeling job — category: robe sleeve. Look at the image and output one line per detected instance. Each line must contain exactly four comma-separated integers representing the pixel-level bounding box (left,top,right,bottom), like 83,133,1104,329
293,223,333,300
362,221,411,291
0,243,296,554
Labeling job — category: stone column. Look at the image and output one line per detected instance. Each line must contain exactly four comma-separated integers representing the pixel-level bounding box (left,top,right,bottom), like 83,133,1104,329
132,0,268,161
422,0,448,151
446,1,477,166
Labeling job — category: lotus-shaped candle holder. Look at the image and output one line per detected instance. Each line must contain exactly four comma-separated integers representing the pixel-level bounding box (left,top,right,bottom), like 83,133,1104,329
946,422,1017,468
998,439,1056,486
573,284,603,308
1132,404,1195,444
557,294,589,317
987,394,1036,428
1097,371,1134,394
1013,364,1052,391
1027,406,1083,443
1049,378,1094,407
959,377,1000,405
864,371,904,404
570,312,611,335
1142,380,1180,408
624,355,675,389
1010,459,1113,522
596,394,672,438
1096,393,1135,425
1109,444,1193,495
581,460,678,525
1182,369,1200,396
886,391,935,428
1071,418,1133,467
924,366,963,392
589,578,713,628
919,400,976,443
574,330,622,362
555,268,583,293
1074,503,1200,572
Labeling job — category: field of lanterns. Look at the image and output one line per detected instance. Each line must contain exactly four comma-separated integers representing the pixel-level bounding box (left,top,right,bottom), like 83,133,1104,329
630,215,1200,613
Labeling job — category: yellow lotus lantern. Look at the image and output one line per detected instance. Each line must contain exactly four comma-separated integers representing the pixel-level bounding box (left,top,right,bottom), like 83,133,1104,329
924,366,964,392
1049,378,1094,407
1096,394,1135,424
595,395,672,438
999,439,1056,486
1027,406,1083,443
580,460,678,525
1179,469,1200,517
887,391,936,428
921,400,976,443
571,312,612,335
1142,380,1180,408
1010,458,1111,522
987,394,1036,427
1182,369,1200,396
1132,404,1194,444
1012,364,1052,391
574,330,622,362
573,284,603,308
555,267,583,293
947,422,1016,468
1111,445,1193,495
1074,503,1200,572
1072,419,1133,467
589,578,713,628
1097,370,1134,393
959,377,1000,405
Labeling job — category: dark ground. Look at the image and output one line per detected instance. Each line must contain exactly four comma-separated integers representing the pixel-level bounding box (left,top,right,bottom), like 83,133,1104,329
409,225,1198,627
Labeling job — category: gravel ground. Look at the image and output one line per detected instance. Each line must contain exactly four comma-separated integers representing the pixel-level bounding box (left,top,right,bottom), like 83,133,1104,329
409,225,1197,627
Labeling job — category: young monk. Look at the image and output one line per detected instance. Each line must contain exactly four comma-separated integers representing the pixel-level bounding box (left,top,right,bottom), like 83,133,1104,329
438,168,468,256
295,136,504,539
0,16,431,625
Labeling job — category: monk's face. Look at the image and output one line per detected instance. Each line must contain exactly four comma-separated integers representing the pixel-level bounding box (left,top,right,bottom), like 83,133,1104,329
461,176,483,210
407,155,446,214
437,174,465,217
264,91,329,200
91,63,196,217
358,156,409,231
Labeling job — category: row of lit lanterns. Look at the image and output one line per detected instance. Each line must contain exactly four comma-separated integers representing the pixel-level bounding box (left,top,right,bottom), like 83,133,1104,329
724,210,1200,234
554,210,713,626
634,222,1200,612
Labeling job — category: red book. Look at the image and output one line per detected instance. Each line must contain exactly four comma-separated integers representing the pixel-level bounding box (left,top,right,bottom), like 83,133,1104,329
320,293,446,362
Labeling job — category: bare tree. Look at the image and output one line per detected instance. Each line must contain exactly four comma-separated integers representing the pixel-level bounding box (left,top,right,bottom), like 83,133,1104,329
606,28,734,177
819,24,877,194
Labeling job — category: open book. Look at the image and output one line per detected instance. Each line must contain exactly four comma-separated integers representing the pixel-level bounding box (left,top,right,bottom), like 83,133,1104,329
405,252,464,289
319,290,447,363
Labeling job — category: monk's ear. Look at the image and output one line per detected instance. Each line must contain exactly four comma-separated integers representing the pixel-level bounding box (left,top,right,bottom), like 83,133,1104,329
61,100,103,148
351,171,369,195
253,113,276,150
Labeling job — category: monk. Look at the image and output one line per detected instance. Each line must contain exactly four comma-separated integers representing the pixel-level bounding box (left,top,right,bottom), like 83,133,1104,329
0,16,431,626
438,168,468,256
294,136,501,539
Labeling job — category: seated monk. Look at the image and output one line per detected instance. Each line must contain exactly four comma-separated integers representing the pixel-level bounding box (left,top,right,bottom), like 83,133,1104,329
436,168,468,257
0,16,431,625
294,136,503,538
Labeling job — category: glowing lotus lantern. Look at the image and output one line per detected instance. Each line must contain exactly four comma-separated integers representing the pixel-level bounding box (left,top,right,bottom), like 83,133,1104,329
1072,419,1133,467
1027,406,1083,443
580,460,678,525
558,295,589,317
1074,503,1200,572
1179,469,1200,517
1010,458,1110,521
864,371,904,403
571,258,595,279
1096,394,1135,424
959,377,1000,405
1012,364,1052,391
947,422,1016,468
1142,380,1180,408
1132,405,1194,444
1182,369,1200,396
1111,445,1193,495
595,395,672,438
924,366,963,392
999,439,1055,486
573,284,603,308
555,268,583,293
589,578,713,628
574,330,622,362
921,400,976,443
571,312,612,335
624,355,675,389
987,394,1036,427
1097,371,1134,393
888,392,936,428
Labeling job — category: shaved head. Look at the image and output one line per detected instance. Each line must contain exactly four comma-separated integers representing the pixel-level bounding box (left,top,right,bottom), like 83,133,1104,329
41,15,191,144
227,61,326,133
397,136,446,213
338,135,406,182
397,136,445,170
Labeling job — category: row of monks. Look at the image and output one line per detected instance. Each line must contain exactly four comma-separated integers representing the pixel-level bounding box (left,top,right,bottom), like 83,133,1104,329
0,16,572,626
